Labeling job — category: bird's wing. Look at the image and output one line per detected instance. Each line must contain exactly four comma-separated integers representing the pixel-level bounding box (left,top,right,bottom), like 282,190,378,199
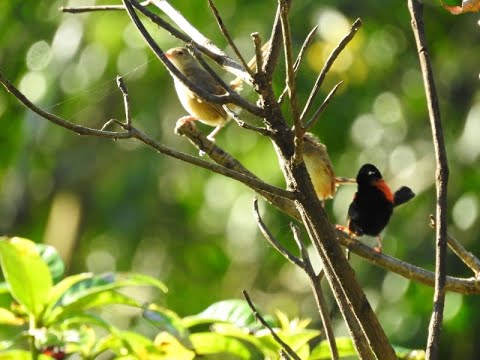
186,67,227,96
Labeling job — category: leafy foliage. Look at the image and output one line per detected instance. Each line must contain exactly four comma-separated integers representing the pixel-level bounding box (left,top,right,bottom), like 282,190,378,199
0,237,426,359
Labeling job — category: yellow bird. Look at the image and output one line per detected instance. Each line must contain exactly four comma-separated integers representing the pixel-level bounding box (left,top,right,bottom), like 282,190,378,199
303,133,337,201
165,47,229,140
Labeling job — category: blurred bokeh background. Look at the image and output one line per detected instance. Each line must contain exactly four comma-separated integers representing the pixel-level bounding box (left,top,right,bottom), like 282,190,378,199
1,0,479,357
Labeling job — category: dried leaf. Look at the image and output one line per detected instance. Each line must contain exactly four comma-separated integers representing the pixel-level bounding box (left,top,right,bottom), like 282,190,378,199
442,0,480,14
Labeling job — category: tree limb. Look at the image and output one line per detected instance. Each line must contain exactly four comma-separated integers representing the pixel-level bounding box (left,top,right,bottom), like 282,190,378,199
0,71,294,202
408,1,449,359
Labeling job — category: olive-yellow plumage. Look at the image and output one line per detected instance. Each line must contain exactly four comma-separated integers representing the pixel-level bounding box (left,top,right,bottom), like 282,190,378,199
166,47,227,128
303,133,336,201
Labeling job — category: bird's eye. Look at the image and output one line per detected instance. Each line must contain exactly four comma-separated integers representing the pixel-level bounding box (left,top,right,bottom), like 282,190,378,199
177,50,184,56
368,171,376,176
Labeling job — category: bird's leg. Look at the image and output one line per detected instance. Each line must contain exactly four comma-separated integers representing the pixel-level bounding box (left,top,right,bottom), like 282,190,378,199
373,236,383,253
206,123,224,142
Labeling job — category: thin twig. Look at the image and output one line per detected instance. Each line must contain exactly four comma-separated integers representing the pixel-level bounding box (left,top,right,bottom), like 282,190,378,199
251,33,264,75
121,0,263,117
223,105,270,136
253,198,303,268
207,0,253,77
242,290,301,360
300,18,362,122
186,43,235,94
0,70,294,202
408,2,449,359
116,76,132,128
278,25,318,105
263,0,291,79
122,0,250,84
60,1,152,13
290,224,339,360
175,120,299,217
430,215,480,278
304,81,343,130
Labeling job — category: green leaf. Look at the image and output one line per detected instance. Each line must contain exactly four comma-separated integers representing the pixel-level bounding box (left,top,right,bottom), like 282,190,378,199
43,272,95,323
44,272,166,324
0,237,53,318
191,300,275,330
256,329,320,357
113,331,164,359
394,345,426,360
310,337,357,359
190,332,259,359
153,332,196,359
49,290,141,324
442,0,462,5
0,350,52,360
0,308,25,326
144,304,193,350
36,244,65,284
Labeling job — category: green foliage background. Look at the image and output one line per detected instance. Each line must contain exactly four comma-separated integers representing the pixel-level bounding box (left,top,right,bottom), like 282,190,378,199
0,0,479,357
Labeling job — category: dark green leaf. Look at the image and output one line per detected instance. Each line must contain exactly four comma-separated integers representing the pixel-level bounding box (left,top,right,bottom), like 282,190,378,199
143,304,193,350
36,244,65,284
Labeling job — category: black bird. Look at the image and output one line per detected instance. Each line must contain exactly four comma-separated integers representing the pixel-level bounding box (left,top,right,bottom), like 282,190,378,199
337,164,415,252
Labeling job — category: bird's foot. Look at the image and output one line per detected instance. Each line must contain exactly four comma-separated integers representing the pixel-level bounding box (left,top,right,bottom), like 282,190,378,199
174,115,197,135
374,236,383,253
335,224,354,236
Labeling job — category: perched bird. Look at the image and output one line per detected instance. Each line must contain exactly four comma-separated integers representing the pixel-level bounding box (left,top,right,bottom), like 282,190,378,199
337,163,415,252
303,133,337,201
303,133,356,203
165,47,230,140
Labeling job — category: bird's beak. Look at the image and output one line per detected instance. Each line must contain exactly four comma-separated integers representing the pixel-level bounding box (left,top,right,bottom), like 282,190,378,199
165,51,173,59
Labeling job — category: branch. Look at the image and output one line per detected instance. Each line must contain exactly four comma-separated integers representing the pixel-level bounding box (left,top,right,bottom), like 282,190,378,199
300,18,362,122
408,2,449,359
60,1,152,13
290,224,339,360
279,0,304,165
62,0,252,85
242,290,301,360
304,81,343,131
207,0,253,77
175,121,297,207
0,70,295,202
116,76,132,128
121,0,263,117
263,0,291,79
251,33,264,76
337,230,480,294
278,25,318,105
253,198,303,268
175,117,480,296
223,105,270,136
430,215,480,278
147,0,251,84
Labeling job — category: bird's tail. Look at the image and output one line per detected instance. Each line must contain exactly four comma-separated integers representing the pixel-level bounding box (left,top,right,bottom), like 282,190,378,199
229,40,272,92
393,186,415,207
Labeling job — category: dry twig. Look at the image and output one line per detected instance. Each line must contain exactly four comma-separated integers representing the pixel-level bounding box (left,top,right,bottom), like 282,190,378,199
300,18,362,122
243,290,301,360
